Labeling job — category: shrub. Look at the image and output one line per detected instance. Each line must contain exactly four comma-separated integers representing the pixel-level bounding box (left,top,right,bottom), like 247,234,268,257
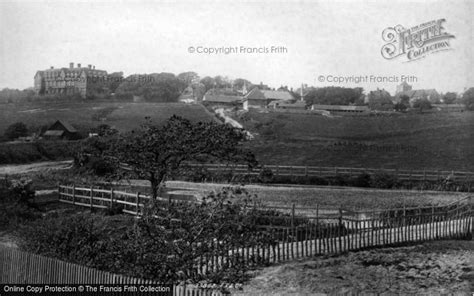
4,122,28,140
258,168,274,183
349,173,371,187
369,172,398,189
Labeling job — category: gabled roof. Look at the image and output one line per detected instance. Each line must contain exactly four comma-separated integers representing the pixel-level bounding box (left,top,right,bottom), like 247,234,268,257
49,120,78,133
203,94,243,103
244,88,294,101
244,88,266,100
261,90,294,101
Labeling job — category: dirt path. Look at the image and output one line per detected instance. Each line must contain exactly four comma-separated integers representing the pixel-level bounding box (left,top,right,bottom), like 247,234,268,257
233,240,474,295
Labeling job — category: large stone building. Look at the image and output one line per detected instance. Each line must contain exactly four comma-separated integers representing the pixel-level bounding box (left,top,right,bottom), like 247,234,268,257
395,82,441,104
34,63,108,97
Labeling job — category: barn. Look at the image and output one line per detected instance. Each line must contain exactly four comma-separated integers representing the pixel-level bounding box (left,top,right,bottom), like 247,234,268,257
43,120,79,140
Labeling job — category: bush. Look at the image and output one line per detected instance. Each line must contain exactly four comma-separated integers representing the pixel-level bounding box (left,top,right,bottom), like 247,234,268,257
4,122,28,140
258,168,274,183
349,173,371,187
369,172,398,189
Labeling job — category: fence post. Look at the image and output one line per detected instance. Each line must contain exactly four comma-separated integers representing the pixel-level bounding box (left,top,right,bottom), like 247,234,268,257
276,165,279,177
110,188,114,207
72,184,76,205
338,208,343,253
136,192,140,216
423,169,426,181
90,186,94,211
291,203,295,231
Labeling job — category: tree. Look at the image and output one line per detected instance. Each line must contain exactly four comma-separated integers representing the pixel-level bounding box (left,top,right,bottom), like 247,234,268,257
367,89,394,111
115,73,183,102
394,102,407,112
4,122,28,140
443,92,457,104
200,76,216,92
80,116,256,199
399,94,410,106
462,87,474,110
412,98,432,113
304,87,364,106
177,72,199,87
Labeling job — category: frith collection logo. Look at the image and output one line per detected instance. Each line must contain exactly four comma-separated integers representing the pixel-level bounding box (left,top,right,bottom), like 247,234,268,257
381,19,455,61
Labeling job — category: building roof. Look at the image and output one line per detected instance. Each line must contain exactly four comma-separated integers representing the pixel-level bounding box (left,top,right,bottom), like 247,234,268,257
397,89,439,99
261,90,294,101
244,88,294,101
311,104,369,111
50,120,78,133
203,93,243,103
44,130,64,137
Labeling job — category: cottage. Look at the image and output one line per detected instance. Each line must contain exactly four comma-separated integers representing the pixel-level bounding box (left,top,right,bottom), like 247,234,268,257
242,88,294,110
43,120,79,140
202,89,243,107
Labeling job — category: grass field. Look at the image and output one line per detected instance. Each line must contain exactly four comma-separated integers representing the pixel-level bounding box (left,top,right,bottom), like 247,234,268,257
0,101,215,135
237,110,474,171
166,181,466,211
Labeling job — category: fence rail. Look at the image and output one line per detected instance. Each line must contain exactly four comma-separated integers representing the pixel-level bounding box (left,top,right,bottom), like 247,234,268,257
0,246,224,296
58,184,474,276
184,163,474,182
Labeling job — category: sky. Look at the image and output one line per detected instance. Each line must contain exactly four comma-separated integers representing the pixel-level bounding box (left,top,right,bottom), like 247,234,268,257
0,0,472,94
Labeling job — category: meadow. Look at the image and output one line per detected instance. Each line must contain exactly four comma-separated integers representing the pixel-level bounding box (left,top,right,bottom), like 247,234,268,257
239,110,474,171
166,181,466,211
0,101,215,136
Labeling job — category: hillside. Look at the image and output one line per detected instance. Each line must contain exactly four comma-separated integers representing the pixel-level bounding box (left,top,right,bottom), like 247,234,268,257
0,101,215,136
237,110,474,171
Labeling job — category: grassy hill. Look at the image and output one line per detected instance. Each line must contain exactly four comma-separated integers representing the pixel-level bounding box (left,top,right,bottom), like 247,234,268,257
0,101,216,136
237,110,474,171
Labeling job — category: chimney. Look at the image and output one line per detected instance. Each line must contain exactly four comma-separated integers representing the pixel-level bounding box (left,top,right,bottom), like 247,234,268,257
93,66,95,69
77,63,81,68
69,62,74,69
50,66,54,69
88,64,92,69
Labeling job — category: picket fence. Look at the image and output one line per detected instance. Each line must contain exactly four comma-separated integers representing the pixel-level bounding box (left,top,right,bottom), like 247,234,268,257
184,163,474,182
58,185,473,275
0,246,225,296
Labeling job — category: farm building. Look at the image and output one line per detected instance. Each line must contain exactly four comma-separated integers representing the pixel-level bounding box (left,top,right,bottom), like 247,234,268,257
269,100,307,110
311,104,370,115
432,104,465,112
243,88,294,110
43,120,79,140
202,89,244,107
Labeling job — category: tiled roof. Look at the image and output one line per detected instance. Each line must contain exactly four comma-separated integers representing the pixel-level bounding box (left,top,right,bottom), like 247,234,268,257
52,120,78,133
203,94,243,103
261,90,294,101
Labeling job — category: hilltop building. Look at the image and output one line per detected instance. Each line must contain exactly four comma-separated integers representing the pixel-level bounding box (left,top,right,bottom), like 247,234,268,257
395,82,441,104
34,63,108,98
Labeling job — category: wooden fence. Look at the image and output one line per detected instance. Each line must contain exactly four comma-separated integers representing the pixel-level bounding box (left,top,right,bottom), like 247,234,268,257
58,185,473,275
0,246,225,296
184,163,474,182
